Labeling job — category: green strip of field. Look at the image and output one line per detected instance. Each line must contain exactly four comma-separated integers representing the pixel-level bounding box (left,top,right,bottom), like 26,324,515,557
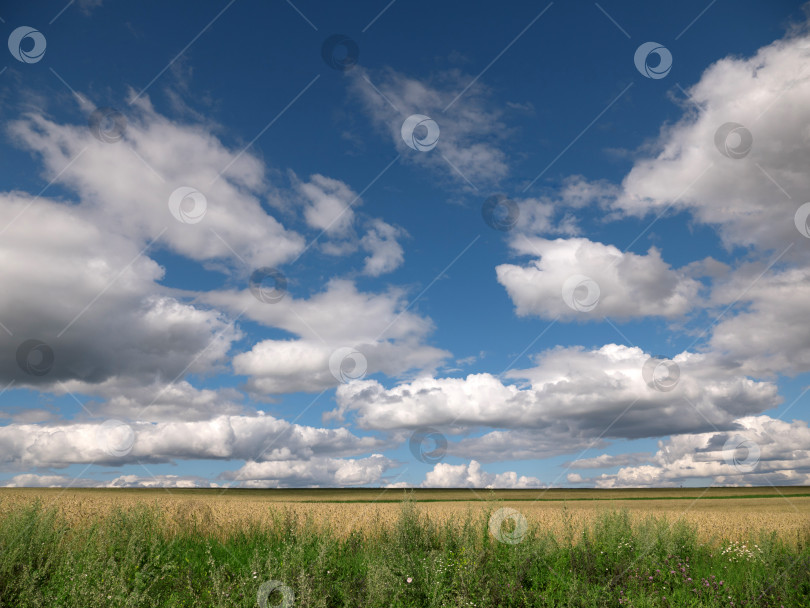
3,486,810,503
280,493,810,503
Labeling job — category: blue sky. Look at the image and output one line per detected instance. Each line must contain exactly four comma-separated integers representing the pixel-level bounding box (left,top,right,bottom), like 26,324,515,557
1,0,810,489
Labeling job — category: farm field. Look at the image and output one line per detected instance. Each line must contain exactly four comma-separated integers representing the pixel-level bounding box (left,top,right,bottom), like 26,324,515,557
2,486,810,542
1,488,809,607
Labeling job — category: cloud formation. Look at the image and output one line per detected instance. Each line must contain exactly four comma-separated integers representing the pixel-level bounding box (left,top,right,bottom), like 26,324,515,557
418,460,544,488
496,237,702,320
350,67,510,189
0,413,385,469
582,416,810,487
333,345,780,444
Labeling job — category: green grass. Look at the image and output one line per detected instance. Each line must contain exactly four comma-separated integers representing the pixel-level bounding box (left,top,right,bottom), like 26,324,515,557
0,498,808,607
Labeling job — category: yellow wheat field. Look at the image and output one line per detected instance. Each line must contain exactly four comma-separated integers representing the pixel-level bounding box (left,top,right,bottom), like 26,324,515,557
2,487,809,545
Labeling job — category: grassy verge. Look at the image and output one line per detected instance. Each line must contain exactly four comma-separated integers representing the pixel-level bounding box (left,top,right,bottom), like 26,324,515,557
0,498,808,607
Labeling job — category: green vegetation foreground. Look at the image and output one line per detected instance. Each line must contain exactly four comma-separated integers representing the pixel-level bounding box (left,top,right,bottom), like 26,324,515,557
0,499,808,608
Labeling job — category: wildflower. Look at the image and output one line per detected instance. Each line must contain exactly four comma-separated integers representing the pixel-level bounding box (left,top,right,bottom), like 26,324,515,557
406,577,413,584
